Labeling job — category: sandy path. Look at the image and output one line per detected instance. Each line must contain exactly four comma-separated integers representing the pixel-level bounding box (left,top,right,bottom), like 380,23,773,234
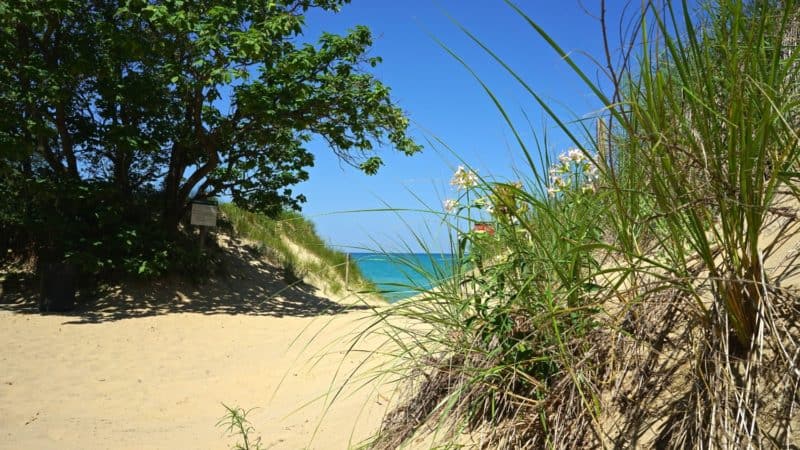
0,308,393,449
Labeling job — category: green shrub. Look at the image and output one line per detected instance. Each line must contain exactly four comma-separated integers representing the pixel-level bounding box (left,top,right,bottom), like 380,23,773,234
0,177,218,282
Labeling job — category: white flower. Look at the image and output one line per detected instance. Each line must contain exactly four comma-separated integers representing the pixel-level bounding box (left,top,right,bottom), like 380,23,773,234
558,153,571,165
485,203,495,215
444,199,459,213
547,187,559,198
450,166,479,190
584,162,600,184
568,148,584,162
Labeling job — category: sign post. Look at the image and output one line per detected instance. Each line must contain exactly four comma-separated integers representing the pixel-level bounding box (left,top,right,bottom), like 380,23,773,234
190,200,218,249
345,253,350,291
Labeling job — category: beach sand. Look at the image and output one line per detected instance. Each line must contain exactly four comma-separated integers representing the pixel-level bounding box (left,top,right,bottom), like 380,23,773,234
0,310,393,450
0,238,394,450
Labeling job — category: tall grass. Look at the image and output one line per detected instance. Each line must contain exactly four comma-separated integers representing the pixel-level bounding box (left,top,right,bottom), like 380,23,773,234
219,203,374,294
602,2,800,445
355,1,800,448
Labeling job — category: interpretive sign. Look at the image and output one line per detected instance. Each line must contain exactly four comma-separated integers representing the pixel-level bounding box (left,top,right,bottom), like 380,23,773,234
190,201,218,227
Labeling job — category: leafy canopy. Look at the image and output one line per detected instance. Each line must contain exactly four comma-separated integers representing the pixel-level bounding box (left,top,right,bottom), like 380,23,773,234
0,0,420,276
0,0,421,217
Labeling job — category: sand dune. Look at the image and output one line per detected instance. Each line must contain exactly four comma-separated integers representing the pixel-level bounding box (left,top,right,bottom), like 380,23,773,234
0,238,393,449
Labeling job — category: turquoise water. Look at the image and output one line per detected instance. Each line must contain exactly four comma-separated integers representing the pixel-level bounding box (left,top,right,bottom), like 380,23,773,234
351,253,455,302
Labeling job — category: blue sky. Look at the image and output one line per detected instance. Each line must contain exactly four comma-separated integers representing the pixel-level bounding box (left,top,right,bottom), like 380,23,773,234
294,0,640,253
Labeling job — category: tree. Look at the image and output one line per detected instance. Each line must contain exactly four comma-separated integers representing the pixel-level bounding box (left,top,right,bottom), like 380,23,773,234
0,0,421,237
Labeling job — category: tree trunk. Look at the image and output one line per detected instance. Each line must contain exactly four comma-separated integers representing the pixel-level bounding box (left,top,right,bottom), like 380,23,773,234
55,103,79,179
162,83,220,234
39,261,77,313
163,179,184,235
163,143,186,234
113,148,131,195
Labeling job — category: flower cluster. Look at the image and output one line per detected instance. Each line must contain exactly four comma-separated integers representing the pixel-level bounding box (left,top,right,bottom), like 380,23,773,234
547,148,600,198
444,166,480,214
450,165,479,191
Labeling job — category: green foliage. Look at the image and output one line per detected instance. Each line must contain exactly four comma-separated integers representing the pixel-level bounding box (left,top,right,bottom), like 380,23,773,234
0,174,213,280
368,166,607,448
0,0,419,283
467,178,603,387
0,1,420,217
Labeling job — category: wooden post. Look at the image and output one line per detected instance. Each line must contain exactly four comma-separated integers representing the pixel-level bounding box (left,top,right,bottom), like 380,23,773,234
199,226,207,250
596,117,608,164
345,253,350,291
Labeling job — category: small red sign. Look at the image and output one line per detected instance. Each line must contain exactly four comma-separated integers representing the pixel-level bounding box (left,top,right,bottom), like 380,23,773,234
473,222,495,236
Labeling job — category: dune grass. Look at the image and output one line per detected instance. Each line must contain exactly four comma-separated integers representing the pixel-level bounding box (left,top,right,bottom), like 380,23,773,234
352,1,800,448
219,203,374,295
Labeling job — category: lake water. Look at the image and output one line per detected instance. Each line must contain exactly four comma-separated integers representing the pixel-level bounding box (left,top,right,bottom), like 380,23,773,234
351,253,455,302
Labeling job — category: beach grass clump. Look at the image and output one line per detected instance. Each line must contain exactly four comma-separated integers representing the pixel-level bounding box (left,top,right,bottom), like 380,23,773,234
598,1,800,446
360,0,800,448
367,163,611,448
219,203,373,293
614,0,800,346
216,404,263,450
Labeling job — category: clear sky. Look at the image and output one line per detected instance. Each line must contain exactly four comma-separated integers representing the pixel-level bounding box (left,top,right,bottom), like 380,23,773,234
294,0,642,253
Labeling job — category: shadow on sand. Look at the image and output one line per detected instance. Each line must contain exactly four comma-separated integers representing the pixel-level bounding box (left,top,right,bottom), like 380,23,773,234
0,237,373,324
